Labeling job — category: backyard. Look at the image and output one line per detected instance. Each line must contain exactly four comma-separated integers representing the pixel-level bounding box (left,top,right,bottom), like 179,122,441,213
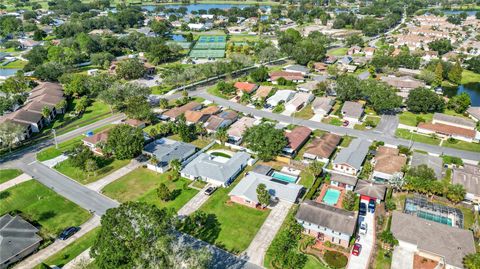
54,158,130,185
167,134,212,149
102,168,198,212
0,168,22,184
327,47,348,56
0,180,91,238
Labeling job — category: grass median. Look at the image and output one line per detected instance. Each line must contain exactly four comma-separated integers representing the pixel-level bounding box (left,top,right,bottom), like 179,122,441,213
0,169,22,184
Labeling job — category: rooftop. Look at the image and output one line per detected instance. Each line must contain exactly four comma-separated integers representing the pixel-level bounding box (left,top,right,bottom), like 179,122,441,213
285,126,312,152
354,180,387,200
333,139,371,170
143,138,196,166
452,164,480,196
418,122,476,139
304,133,341,159
411,152,444,179
433,112,476,129
341,101,364,120
227,116,256,138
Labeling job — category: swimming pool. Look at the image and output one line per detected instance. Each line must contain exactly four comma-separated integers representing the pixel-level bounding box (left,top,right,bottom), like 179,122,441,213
271,171,298,183
322,188,341,206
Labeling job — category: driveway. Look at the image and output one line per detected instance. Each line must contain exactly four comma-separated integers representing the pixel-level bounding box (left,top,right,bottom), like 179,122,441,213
177,185,212,217
86,159,142,192
391,245,414,269
347,201,375,269
374,115,399,137
244,200,292,266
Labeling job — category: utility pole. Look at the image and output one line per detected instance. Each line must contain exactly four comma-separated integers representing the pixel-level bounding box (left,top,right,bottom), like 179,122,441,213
52,128,58,149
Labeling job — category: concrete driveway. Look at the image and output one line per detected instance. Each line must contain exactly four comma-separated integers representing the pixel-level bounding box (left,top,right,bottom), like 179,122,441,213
244,200,292,266
347,201,375,269
391,245,414,269
177,185,212,217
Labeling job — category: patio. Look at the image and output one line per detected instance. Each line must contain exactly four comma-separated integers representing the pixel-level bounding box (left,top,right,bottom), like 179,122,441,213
315,184,345,208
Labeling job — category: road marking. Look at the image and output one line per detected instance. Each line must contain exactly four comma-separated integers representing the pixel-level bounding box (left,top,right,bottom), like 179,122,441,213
27,160,37,165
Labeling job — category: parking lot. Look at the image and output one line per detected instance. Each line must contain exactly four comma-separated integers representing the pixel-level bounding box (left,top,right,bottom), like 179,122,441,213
347,200,375,269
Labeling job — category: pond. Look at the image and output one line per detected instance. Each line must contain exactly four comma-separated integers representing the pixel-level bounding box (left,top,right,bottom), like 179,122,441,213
444,83,480,106
142,3,271,13
440,10,478,16
0,68,19,79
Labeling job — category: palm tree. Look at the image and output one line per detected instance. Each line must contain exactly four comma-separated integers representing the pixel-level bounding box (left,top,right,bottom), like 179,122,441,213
56,99,67,114
169,159,182,179
215,127,228,145
41,106,51,122
308,161,323,177
159,98,169,109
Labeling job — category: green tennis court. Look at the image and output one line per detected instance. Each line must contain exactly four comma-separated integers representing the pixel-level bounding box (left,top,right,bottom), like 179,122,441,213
198,35,226,43
189,49,225,58
193,42,226,50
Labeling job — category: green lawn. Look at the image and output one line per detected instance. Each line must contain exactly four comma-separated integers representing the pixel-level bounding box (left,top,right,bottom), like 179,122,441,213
299,171,316,189
207,86,230,99
461,70,480,84
340,135,354,147
327,47,348,56
41,227,100,268
375,247,392,269
303,256,329,269
293,106,314,120
395,129,440,145
0,60,27,69
228,35,260,42
54,158,130,185
0,180,91,238
167,134,212,149
36,125,112,162
322,117,343,126
0,169,22,184
198,178,270,254
398,111,433,127
443,139,480,153
354,116,381,130
102,168,198,212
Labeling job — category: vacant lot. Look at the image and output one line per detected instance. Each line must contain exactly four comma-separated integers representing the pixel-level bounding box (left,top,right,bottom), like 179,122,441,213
0,180,90,238
0,169,22,184
102,168,198,212
55,158,130,185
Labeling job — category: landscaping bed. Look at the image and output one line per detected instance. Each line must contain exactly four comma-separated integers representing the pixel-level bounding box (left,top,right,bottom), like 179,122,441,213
54,158,130,185
0,168,22,184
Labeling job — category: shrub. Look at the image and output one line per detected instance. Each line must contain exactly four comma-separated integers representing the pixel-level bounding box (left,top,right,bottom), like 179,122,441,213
324,251,348,268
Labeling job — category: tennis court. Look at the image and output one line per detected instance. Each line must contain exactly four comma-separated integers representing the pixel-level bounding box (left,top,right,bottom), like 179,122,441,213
198,35,227,43
189,49,225,58
193,42,226,50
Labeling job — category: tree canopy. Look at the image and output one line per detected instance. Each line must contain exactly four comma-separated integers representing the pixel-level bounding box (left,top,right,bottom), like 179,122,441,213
243,123,287,161
406,88,445,113
106,124,144,160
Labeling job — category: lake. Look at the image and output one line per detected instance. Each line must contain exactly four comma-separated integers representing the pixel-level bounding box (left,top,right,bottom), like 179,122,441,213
444,83,480,106
142,3,271,13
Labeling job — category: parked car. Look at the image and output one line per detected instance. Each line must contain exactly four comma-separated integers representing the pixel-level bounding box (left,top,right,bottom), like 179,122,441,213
58,226,80,240
359,202,367,216
368,199,376,213
359,222,368,235
204,186,217,196
342,120,349,127
352,243,362,256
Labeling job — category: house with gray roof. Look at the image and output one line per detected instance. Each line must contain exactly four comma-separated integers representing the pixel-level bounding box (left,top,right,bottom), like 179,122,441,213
283,65,310,75
330,172,358,191
341,101,364,123
229,172,303,207
143,138,197,173
432,112,476,130
410,152,444,180
354,180,387,203
467,107,480,122
181,152,251,187
391,211,475,269
332,139,371,176
311,97,335,116
0,214,42,269
452,164,480,203
296,200,357,248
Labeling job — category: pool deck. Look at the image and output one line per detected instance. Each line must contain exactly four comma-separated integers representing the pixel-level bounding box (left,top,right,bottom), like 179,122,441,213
316,184,345,209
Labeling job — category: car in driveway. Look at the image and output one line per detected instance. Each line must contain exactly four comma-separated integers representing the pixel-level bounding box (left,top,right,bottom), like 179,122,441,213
352,243,362,256
359,202,367,216
359,222,368,235
368,199,375,213
204,186,217,196
58,226,80,240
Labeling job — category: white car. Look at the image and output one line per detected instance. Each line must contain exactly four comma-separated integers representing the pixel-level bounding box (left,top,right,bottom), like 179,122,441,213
359,222,368,235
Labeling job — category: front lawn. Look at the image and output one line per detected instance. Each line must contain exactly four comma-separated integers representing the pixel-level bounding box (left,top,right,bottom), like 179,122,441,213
54,158,130,185
0,169,22,184
375,246,392,269
0,60,27,69
41,227,100,268
443,139,480,153
102,168,198,212
354,116,381,130
395,129,440,145
293,106,314,120
0,180,91,238
398,111,433,127
198,179,270,254
461,70,480,84
207,86,230,99
322,117,343,126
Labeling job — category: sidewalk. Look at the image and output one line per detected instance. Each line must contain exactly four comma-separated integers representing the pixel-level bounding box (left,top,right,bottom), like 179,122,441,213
14,215,101,269
63,248,93,269
244,201,292,266
85,159,142,192
177,185,211,217
0,173,31,192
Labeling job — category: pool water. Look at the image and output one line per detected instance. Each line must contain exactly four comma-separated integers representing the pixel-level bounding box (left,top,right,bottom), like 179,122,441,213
322,189,341,206
417,211,453,226
271,171,298,183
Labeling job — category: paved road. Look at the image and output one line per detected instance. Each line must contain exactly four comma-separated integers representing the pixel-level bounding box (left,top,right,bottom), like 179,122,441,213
374,115,399,138
244,201,292,266
181,89,480,162
347,201,375,269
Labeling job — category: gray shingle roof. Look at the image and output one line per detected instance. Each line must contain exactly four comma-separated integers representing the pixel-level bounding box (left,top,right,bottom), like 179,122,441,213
252,165,272,175
284,65,309,74
228,172,303,203
433,112,476,129
330,172,358,186
333,139,371,170
452,164,480,196
143,138,196,167
295,200,357,236
181,152,250,185
0,214,42,265
391,211,475,268
354,180,387,200
341,101,364,120
411,152,444,180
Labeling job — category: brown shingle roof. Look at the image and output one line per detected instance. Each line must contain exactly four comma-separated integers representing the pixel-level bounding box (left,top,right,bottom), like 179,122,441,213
234,82,258,94
285,126,312,151
163,102,201,120
374,146,406,174
201,105,220,115
418,122,476,139
83,130,109,145
304,133,341,159
253,86,273,99
7,110,42,124
184,110,207,123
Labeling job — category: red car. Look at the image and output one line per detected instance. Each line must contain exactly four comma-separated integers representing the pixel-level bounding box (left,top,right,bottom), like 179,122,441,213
352,243,362,256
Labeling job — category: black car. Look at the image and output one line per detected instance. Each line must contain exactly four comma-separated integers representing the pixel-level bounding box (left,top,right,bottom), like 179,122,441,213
204,186,217,196
368,199,376,213
359,203,367,216
59,226,80,240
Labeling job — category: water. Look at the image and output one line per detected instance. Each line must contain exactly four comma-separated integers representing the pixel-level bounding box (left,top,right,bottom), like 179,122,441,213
322,188,341,205
444,83,480,106
142,3,271,13
171,34,187,42
441,10,478,16
271,171,298,183
0,68,19,78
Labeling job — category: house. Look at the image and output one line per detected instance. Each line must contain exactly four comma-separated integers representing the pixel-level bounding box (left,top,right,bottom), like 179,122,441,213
338,56,353,66
253,86,274,100
313,62,328,72
372,146,407,183
410,152,444,180
296,200,357,248
380,76,426,92
205,110,238,133
123,119,146,129
5,110,44,132
391,211,475,269
285,92,314,112
354,180,387,203
227,116,256,145
341,101,364,123
184,110,211,125
347,46,362,55
467,107,480,122
283,126,312,157
357,71,370,80
82,129,109,155
324,55,337,64
332,139,371,176
452,164,480,203
432,112,476,130
303,133,341,163
266,90,295,108
312,75,328,83
143,138,196,173
330,172,358,191
229,171,303,207
269,71,305,84
162,102,202,121
0,214,42,269
0,118,32,145
181,152,251,187
417,113,478,142
422,50,438,61
234,82,258,95
283,65,310,75
311,97,335,116
364,47,375,57
296,81,318,92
